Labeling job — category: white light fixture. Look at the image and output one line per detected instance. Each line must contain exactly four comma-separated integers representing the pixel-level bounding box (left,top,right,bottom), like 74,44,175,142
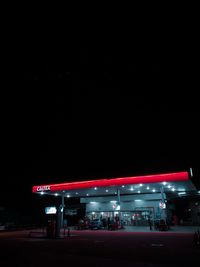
106,189,109,192
139,184,143,187
92,212,95,215
198,191,200,194
101,212,104,215
178,192,186,195
178,188,185,191
76,192,79,195
172,188,175,192
146,186,150,190
190,167,193,177
130,188,134,191
110,200,116,203
138,190,141,194
152,189,156,192
122,185,125,188
162,182,167,185
167,185,171,189
67,195,70,198
86,194,89,196
55,193,58,196
135,199,142,201
94,187,97,190
40,192,44,195
90,201,96,204
115,192,117,194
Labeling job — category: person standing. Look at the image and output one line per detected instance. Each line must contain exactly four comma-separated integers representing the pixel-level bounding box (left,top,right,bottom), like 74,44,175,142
107,217,111,230
148,216,152,230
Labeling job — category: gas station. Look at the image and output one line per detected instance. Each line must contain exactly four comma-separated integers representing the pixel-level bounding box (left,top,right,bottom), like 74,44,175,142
32,170,198,237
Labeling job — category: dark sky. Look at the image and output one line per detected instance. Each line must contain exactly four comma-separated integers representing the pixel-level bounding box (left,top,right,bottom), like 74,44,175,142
1,46,200,210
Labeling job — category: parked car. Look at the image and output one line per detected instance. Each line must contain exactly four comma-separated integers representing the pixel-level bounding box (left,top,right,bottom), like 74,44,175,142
5,222,16,230
0,223,5,231
89,219,103,230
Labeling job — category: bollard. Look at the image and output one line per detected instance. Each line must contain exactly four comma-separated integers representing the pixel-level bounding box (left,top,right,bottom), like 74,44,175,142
67,227,70,237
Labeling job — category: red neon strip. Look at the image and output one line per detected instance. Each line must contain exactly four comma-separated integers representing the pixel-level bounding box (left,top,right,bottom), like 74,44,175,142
32,171,189,193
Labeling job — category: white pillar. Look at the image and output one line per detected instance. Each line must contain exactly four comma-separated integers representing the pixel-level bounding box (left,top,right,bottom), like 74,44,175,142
160,186,167,221
61,195,65,228
117,189,121,226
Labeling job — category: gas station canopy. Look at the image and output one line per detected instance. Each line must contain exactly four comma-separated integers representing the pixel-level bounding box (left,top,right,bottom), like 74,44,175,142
32,171,197,198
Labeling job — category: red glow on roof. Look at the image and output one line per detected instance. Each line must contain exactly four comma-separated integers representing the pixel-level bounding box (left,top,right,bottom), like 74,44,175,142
32,171,189,193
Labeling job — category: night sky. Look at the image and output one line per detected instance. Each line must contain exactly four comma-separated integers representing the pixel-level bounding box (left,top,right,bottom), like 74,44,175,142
1,46,200,213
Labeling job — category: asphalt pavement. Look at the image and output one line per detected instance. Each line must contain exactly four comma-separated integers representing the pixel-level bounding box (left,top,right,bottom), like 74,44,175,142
0,229,199,267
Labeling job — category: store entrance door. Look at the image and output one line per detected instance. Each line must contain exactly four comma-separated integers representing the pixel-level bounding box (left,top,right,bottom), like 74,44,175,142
121,207,154,226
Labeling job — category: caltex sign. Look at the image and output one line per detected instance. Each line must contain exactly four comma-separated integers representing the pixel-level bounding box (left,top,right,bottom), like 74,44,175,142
36,186,51,192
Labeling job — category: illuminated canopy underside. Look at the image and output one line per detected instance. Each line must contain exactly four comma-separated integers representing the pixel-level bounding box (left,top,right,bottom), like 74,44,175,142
32,171,197,197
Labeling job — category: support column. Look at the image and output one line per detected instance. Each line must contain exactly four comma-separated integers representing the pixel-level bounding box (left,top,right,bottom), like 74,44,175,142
117,189,121,227
160,186,167,221
61,194,65,229
117,189,121,204
56,194,65,238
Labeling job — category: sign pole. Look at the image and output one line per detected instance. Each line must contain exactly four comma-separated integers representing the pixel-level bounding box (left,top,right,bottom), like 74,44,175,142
117,189,121,228
160,186,167,221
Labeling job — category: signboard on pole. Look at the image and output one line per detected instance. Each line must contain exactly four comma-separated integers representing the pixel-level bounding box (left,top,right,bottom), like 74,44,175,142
45,207,57,214
159,202,166,209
